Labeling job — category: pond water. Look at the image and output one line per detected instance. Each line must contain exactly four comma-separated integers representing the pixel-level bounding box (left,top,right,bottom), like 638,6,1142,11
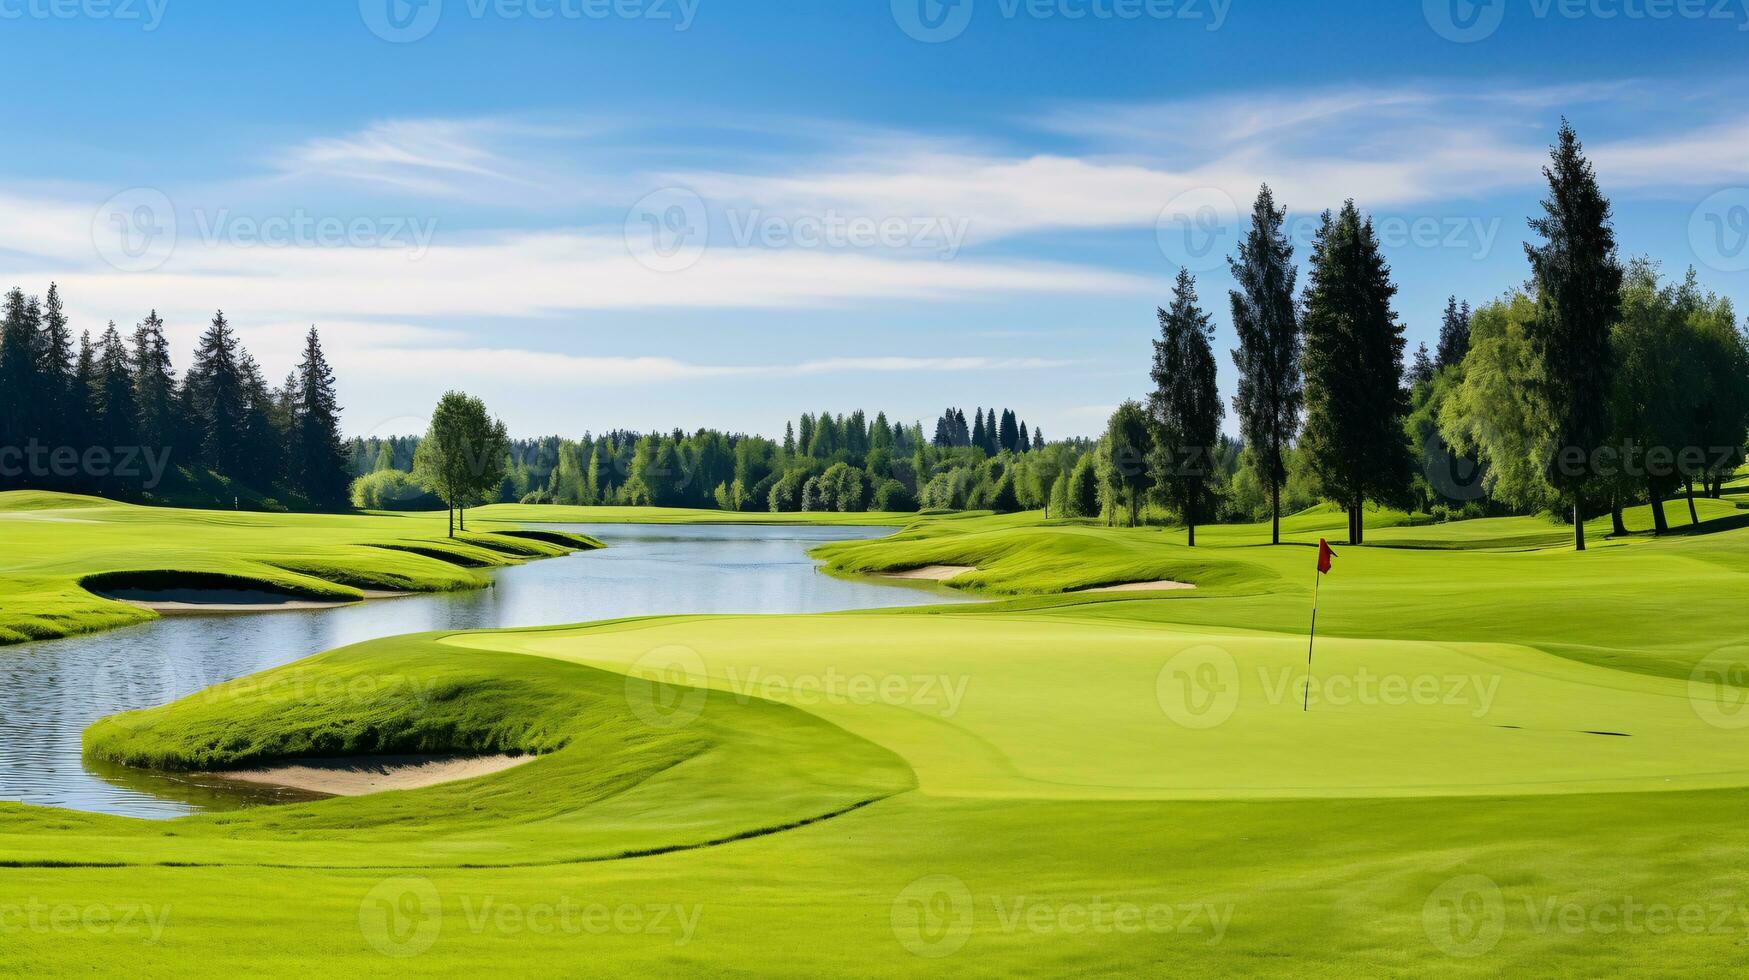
0,523,966,819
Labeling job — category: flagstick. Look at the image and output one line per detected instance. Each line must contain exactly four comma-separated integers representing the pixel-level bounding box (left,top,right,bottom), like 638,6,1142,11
1303,568,1321,713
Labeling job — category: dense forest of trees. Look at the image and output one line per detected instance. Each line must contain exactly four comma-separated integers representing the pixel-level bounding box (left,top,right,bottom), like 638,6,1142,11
351,406,1081,517
0,291,351,509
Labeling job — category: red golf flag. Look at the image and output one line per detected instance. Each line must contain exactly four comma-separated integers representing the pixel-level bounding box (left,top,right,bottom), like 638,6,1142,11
1317,538,1337,575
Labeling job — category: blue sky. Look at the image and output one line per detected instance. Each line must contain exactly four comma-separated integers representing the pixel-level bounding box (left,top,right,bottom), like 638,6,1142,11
2,0,1747,440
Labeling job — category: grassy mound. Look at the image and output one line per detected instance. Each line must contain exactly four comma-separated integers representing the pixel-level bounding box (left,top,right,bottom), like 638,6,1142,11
49,630,913,869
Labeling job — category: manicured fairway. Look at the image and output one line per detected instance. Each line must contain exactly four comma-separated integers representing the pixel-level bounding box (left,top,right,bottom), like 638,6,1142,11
5,495,1749,975
0,491,599,645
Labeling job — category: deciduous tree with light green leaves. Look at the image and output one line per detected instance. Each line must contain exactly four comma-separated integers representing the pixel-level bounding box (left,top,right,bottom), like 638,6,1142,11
413,391,509,537
1438,293,1557,514
1099,400,1153,527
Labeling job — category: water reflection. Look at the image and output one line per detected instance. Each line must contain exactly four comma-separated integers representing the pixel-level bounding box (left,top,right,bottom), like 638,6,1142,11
0,523,965,819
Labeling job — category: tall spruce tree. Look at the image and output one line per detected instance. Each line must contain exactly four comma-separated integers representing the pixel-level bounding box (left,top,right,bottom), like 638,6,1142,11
131,311,179,458
1436,296,1472,371
188,311,249,477
0,289,43,480
1299,202,1415,545
1147,264,1217,546
999,409,1019,454
39,284,75,456
971,409,987,453
70,330,95,473
1228,184,1303,544
1409,343,1436,388
1524,121,1623,551
1149,268,1224,546
292,327,351,509
91,323,139,493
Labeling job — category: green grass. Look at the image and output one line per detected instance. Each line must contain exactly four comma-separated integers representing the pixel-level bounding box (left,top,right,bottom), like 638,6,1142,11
8,492,1749,975
0,491,602,646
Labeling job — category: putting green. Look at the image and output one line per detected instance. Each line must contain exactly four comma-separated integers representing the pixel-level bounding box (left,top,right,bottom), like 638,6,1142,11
446,614,1749,800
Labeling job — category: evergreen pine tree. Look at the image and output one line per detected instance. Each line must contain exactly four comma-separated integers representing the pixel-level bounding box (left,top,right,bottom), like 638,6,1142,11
1017,422,1029,453
1149,267,1224,546
70,330,95,477
1409,343,1436,388
91,324,139,493
999,409,1019,454
131,311,179,457
1228,184,1303,544
971,409,987,453
871,411,894,450
1299,202,1415,545
188,311,249,477
292,327,351,508
1524,121,1623,551
1436,296,1472,371
0,289,44,480
238,351,282,490
39,284,75,455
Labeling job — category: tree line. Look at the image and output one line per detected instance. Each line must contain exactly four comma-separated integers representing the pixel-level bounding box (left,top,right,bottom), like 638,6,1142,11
0,289,351,509
353,405,1080,519
1127,120,1749,550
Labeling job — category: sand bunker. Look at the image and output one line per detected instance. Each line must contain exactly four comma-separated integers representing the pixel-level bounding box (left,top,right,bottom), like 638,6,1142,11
1078,580,1196,593
209,754,536,797
880,565,976,582
99,586,412,614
